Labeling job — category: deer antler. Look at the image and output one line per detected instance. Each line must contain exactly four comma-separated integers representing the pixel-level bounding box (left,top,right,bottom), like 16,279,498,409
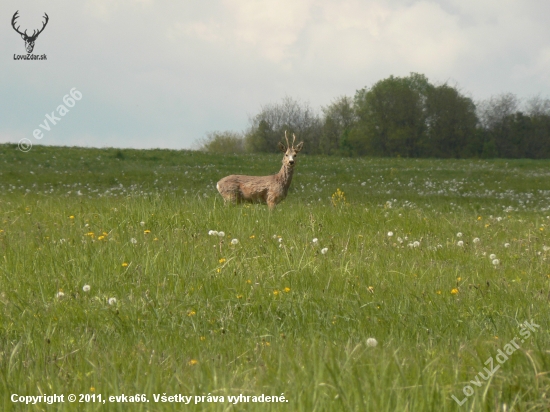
12,11,49,40
284,130,290,148
292,133,296,148
30,13,49,39
11,11,26,37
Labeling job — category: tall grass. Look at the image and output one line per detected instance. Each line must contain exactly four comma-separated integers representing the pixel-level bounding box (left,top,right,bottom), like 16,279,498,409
0,144,549,411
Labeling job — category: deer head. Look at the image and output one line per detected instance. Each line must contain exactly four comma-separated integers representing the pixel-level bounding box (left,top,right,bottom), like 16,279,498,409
12,11,49,54
277,131,304,168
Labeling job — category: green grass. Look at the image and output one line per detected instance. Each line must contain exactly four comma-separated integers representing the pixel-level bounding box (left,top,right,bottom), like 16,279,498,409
1,143,550,411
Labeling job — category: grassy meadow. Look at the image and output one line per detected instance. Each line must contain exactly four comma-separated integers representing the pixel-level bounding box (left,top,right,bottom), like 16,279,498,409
1,143,550,411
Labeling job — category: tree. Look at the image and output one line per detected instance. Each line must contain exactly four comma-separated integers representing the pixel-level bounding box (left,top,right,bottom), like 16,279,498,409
245,119,270,153
354,73,431,156
197,131,245,154
320,96,357,155
246,96,322,154
424,85,478,158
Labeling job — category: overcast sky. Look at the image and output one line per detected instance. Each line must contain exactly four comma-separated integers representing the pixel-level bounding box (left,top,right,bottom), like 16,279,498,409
2,0,550,150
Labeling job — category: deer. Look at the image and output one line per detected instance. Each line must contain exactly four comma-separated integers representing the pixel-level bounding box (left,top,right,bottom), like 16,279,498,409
11,11,49,54
216,131,304,210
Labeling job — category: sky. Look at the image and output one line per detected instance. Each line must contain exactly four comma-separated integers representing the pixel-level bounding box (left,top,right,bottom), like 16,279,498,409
2,0,550,150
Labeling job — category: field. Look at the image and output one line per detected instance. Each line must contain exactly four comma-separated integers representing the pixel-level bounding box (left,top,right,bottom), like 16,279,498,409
1,143,550,411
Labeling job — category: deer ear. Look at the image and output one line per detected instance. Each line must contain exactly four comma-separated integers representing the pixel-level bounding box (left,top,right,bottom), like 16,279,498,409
295,142,304,152
278,142,286,152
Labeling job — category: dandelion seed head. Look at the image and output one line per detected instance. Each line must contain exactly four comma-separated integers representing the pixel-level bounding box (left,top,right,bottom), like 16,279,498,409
231,238,239,245
504,243,510,248
218,231,225,237
321,248,328,254
140,221,145,227
108,297,117,305
489,254,497,260
387,231,394,237
457,232,463,237
492,259,500,265
366,338,378,347
82,285,91,292
413,241,420,248
208,230,218,236
56,291,65,299
312,238,319,244
130,238,137,244
473,238,480,243
457,241,464,247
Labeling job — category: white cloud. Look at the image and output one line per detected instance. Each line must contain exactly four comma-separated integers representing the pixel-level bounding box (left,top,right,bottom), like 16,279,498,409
2,0,550,149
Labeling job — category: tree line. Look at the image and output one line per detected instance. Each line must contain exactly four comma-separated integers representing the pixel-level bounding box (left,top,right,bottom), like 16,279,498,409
198,73,550,158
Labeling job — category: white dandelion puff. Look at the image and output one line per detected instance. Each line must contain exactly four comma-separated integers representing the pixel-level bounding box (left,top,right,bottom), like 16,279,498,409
82,285,91,292
321,248,328,254
55,291,65,299
489,254,496,260
218,231,225,237
231,238,239,245
504,243,510,248
473,238,480,243
130,238,137,244
492,259,500,265
140,221,145,227
413,241,420,248
457,241,464,247
312,238,319,245
387,231,394,237
457,232,463,237
108,297,117,305
208,230,218,236
366,338,378,347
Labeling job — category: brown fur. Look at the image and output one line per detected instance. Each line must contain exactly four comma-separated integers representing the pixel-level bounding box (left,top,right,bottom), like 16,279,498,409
216,134,304,210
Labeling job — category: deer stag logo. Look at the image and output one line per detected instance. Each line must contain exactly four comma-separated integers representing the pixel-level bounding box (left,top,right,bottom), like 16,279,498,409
11,11,49,54
216,131,304,210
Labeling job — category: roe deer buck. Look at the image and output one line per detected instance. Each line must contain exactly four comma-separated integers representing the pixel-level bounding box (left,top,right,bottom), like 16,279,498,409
216,131,304,209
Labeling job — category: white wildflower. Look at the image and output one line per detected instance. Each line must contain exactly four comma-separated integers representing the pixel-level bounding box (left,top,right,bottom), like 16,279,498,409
130,238,137,244
108,297,117,305
492,259,500,265
208,230,218,236
457,232,463,237
473,238,480,243
366,338,378,347
82,285,91,292
504,243,510,248
140,221,145,227
312,238,319,245
457,241,464,247
218,231,225,237
231,238,239,245
55,291,65,299
489,254,496,260
387,231,394,237
321,248,328,254
413,241,420,248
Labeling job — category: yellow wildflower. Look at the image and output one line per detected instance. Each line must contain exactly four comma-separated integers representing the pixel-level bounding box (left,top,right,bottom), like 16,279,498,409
451,288,459,295
122,262,128,267
283,287,291,293
219,258,226,264
188,359,198,366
